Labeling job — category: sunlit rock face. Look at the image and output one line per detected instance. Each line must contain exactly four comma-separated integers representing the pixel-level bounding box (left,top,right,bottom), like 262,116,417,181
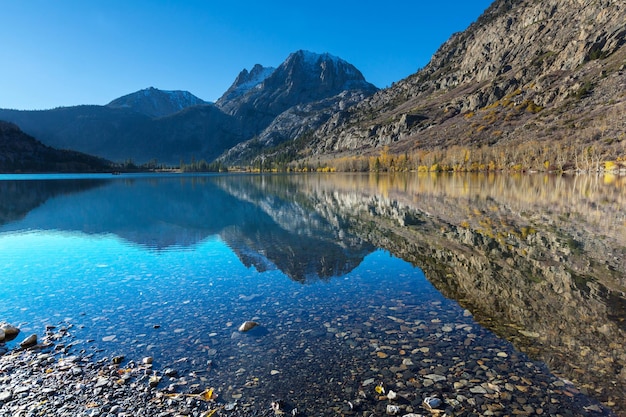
309,0,626,161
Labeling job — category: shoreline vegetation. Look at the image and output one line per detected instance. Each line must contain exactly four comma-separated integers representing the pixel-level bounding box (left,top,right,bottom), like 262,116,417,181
224,143,626,175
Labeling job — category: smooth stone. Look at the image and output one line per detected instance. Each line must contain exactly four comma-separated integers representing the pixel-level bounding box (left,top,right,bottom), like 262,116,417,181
149,375,161,387
95,378,109,388
142,356,154,365
386,404,400,415
0,390,12,402
425,374,446,382
470,386,488,394
0,328,4,342
238,321,258,332
0,323,19,337
20,334,38,348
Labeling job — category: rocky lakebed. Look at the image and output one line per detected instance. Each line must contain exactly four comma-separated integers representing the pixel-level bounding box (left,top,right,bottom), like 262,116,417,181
0,318,616,417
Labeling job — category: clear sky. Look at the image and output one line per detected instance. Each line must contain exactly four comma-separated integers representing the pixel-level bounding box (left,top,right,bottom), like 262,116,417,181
1,1,493,110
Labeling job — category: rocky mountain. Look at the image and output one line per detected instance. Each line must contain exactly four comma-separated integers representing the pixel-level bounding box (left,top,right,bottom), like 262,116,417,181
299,0,626,171
107,87,208,118
0,121,111,172
0,51,378,166
216,50,378,139
217,64,275,105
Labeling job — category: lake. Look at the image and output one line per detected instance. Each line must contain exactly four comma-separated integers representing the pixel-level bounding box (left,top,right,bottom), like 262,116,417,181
0,172,624,416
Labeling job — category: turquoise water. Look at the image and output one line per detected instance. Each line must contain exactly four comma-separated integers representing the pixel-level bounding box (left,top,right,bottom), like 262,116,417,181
0,173,615,414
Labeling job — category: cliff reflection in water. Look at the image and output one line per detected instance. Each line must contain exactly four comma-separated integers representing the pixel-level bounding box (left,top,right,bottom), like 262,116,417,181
248,172,624,412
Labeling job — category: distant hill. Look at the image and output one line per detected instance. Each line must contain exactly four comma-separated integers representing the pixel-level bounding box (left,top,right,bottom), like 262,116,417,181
0,121,111,172
107,87,208,118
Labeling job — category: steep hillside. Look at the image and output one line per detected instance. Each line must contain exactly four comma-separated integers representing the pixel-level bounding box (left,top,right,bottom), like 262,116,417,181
107,87,208,118
302,0,626,172
0,121,111,172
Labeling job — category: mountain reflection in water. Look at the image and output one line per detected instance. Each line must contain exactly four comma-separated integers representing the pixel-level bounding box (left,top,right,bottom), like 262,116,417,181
0,172,625,413
265,172,626,412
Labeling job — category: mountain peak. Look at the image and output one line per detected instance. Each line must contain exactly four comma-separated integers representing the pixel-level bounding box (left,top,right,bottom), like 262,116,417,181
217,64,275,105
284,50,361,79
107,87,208,118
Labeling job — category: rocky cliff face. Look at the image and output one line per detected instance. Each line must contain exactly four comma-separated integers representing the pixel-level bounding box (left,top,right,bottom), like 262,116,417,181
216,50,378,139
216,64,275,108
308,0,626,160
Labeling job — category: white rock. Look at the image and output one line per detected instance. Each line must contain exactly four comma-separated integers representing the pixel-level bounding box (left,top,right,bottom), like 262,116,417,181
149,375,161,388
238,321,258,332
386,404,400,415
0,390,12,402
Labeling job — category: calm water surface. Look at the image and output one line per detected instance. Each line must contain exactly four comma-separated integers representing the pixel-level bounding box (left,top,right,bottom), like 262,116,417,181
0,173,624,415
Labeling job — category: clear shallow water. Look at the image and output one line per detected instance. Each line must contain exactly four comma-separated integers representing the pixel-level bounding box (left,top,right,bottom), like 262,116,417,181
0,173,623,415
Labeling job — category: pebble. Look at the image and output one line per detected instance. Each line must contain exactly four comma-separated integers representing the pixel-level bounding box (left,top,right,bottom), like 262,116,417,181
0,322,20,338
0,390,12,402
19,334,38,348
238,321,258,332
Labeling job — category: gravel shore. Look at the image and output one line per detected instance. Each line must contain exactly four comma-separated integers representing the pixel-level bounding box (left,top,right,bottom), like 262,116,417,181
0,326,276,417
1,323,618,417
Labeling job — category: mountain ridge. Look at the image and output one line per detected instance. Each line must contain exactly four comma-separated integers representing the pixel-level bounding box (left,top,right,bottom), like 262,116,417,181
0,121,111,172
0,50,378,166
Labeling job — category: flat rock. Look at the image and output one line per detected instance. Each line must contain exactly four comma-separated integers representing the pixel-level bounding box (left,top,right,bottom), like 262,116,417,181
0,390,12,402
425,374,447,382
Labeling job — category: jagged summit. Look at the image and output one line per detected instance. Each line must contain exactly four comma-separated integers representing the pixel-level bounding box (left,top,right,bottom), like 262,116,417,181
217,64,275,105
107,87,208,118
216,50,377,137
273,50,372,93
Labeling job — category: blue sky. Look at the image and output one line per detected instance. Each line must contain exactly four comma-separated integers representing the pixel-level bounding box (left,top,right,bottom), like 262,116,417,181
1,1,493,110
